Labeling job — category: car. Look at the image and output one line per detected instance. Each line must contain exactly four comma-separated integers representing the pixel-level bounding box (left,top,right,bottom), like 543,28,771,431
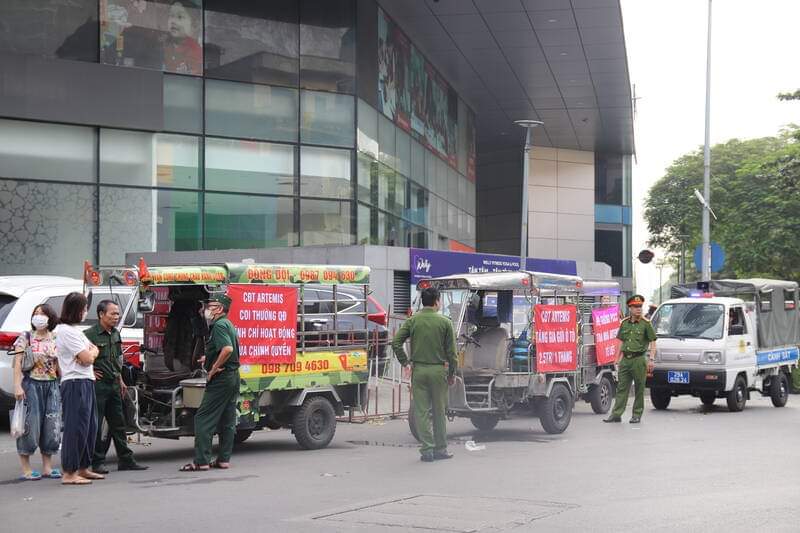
0,276,141,410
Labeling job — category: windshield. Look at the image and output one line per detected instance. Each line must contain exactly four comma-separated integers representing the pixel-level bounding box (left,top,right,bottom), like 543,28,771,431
651,303,725,340
0,295,17,326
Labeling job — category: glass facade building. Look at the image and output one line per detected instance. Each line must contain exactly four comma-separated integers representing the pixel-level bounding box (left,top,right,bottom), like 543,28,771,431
0,0,475,276
594,153,633,278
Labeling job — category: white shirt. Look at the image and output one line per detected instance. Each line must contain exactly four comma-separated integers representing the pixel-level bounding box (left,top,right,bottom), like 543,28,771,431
55,324,95,382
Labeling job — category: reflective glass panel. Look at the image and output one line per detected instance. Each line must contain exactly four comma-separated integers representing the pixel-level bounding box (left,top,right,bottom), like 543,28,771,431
164,74,202,133
205,138,295,195
205,79,298,142
205,193,296,248
300,199,353,245
300,146,352,199
300,90,355,148
299,0,355,93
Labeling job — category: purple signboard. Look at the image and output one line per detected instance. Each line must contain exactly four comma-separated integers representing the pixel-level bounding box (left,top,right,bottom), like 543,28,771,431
410,248,577,284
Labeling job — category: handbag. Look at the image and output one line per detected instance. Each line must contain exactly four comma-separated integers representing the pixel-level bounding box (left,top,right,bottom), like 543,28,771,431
12,332,35,373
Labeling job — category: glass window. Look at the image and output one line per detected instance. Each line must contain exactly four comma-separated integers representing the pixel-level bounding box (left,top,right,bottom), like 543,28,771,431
595,229,623,277
204,0,298,86
436,158,448,197
299,0,355,93
99,187,200,264
595,153,624,205
425,150,437,191
390,173,406,218
356,154,376,205
448,203,457,237
300,199,353,245
409,182,428,226
377,164,393,212
300,90,355,148
409,225,428,249
448,168,459,204
100,130,200,189
300,146,352,200
0,119,95,183
378,114,396,169
0,180,95,275
100,0,203,74
458,175,467,210
164,75,202,134
356,203,370,245
205,79,298,142
0,0,98,62
357,99,379,158
396,129,411,178
410,139,425,186
205,138,295,195
595,204,623,224
205,193,296,248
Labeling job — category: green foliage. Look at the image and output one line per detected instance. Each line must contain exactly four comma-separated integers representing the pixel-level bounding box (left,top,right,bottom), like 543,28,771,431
644,127,800,281
778,90,800,101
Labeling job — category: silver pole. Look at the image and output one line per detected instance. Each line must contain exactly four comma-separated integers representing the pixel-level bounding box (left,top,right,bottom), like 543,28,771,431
514,120,543,271
701,0,713,281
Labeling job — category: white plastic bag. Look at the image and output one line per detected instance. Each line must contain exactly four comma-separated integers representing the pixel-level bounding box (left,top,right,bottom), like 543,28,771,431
10,400,25,439
465,440,486,451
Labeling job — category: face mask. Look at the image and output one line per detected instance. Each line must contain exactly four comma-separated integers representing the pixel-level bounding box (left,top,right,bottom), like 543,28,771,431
204,309,215,321
32,315,49,330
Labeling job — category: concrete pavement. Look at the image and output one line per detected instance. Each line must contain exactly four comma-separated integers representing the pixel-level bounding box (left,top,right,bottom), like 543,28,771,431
1,395,799,532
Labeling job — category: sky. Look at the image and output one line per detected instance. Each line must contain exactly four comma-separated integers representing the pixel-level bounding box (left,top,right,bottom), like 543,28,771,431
619,0,800,303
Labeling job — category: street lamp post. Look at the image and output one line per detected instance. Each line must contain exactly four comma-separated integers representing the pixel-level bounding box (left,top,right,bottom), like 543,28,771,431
514,119,544,271
701,0,713,281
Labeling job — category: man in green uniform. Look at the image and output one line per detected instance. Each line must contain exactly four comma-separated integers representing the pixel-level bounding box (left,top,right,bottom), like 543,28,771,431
392,287,457,462
604,294,657,424
181,294,240,471
85,300,147,473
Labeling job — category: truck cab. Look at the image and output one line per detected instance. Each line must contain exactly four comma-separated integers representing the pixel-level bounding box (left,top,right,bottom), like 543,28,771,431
648,279,799,412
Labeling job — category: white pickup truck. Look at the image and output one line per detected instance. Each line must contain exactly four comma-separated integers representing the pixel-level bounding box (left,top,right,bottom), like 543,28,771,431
647,279,800,412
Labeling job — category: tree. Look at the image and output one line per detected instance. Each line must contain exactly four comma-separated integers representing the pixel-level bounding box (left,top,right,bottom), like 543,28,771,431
778,90,800,101
644,127,800,281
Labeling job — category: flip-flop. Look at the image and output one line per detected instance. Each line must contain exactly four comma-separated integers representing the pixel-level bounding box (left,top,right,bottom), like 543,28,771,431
210,460,230,469
80,472,105,480
179,463,210,472
62,478,92,485
43,469,62,479
19,470,42,481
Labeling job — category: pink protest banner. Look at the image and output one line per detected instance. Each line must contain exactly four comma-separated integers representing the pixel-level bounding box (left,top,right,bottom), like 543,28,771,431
227,284,298,365
592,305,621,366
534,304,578,372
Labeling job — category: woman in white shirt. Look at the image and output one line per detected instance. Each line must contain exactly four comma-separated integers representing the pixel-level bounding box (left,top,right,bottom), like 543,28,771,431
55,292,103,486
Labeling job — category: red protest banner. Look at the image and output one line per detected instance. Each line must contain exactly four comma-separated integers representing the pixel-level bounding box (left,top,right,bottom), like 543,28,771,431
592,305,621,366
534,304,578,372
227,284,298,365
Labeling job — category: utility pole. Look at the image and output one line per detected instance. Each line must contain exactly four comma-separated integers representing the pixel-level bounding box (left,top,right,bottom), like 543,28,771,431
514,119,544,271
701,0,713,281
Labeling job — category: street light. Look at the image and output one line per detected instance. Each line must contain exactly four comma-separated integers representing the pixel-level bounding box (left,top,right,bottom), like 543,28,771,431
514,119,544,271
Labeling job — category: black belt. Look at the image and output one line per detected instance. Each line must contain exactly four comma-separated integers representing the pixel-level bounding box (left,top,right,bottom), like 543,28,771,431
623,352,645,359
412,361,444,366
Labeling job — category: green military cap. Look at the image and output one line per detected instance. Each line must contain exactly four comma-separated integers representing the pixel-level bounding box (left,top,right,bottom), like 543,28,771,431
205,293,232,309
626,294,645,307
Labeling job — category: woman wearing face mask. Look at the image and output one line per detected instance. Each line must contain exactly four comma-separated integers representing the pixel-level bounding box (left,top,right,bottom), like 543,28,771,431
13,304,62,480
55,292,103,486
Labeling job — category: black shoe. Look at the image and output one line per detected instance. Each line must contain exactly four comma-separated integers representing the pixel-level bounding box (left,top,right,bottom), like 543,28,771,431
629,416,641,424
420,453,435,462
603,416,622,423
118,462,148,471
92,465,110,475
433,450,454,460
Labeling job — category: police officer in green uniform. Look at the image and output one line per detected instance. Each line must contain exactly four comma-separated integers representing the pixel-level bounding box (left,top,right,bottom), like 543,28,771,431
85,300,147,473
180,294,240,472
392,287,457,462
604,294,656,424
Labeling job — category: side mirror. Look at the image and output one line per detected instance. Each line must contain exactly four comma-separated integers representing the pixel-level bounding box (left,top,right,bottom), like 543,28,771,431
138,290,156,314
729,324,744,336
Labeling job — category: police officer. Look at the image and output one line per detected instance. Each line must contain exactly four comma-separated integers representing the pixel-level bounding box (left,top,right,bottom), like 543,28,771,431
85,300,147,473
392,287,457,462
180,294,240,472
604,294,656,424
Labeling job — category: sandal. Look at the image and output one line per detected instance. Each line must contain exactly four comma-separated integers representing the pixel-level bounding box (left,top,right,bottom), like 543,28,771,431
179,463,210,472
19,470,42,481
62,477,92,486
43,469,62,479
80,472,105,480
210,460,230,469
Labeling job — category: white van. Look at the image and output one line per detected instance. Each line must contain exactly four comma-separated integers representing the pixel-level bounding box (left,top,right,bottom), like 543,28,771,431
647,279,800,411
0,276,141,410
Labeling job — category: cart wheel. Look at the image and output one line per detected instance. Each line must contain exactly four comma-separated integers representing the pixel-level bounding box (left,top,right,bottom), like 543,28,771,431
650,388,671,410
726,375,748,412
539,383,573,434
770,373,789,408
234,429,253,445
699,393,716,407
590,376,615,414
293,396,337,450
470,415,499,432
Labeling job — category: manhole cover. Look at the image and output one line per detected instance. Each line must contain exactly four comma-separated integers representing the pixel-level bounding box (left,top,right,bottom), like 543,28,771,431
309,494,577,532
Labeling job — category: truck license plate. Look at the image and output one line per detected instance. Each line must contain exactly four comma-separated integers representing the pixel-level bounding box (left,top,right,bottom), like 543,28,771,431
668,371,690,384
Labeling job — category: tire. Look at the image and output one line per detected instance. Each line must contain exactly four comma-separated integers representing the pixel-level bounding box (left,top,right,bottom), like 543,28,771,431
770,373,789,408
470,415,499,432
539,383,573,434
700,393,716,407
726,375,747,412
233,429,253,445
590,376,615,414
650,388,671,410
293,396,337,450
